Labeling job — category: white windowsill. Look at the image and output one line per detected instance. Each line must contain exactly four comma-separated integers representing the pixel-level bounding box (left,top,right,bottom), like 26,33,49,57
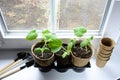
0,49,120,80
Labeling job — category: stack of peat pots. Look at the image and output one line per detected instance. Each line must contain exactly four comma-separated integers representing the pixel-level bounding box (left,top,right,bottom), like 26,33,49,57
96,37,115,68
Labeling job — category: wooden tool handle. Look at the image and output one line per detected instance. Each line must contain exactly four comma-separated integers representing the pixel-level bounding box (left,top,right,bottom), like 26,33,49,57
0,60,15,72
0,67,21,79
0,59,23,75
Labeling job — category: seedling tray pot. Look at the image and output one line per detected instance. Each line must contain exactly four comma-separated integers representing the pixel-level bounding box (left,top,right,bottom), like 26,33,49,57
34,61,91,73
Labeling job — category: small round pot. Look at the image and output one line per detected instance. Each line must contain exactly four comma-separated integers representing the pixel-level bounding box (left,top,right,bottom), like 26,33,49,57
97,53,110,61
71,44,94,67
31,42,55,67
55,53,70,72
55,44,71,72
55,54,71,66
98,52,111,58
55,44,71,67
96,54,110,68
98,47,112,55
100,37,115,51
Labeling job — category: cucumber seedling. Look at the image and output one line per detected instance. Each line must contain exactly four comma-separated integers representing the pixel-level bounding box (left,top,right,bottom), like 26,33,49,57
62,39,75,58
73,26,94,52
26,29,62,58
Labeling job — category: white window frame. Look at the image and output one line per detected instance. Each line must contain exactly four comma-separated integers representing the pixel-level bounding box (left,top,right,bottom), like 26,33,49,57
0,0,119,49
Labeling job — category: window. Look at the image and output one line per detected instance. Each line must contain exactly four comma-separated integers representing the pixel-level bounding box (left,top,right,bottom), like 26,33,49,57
1,0,110,31
0,0,50,30
57,0,106,30
0,0,117,49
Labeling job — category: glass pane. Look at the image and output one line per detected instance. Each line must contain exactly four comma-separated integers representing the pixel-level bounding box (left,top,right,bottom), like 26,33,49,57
57,0,107,30
0,0,50,30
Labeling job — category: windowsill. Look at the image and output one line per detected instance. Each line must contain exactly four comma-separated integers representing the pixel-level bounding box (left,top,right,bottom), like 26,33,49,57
1,30,102,39
0,50,120,80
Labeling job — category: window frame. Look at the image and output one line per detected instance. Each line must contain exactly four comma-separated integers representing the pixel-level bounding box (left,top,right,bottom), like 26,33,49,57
0,0,118,49
0,0,112,38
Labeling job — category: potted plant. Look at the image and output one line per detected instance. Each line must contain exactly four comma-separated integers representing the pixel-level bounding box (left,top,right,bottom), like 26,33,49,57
71,26,94,67
55,39,75,72
26,29,62,69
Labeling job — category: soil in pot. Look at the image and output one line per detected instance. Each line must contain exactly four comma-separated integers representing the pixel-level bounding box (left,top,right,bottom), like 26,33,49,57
34,42,53,59
72,43,92,59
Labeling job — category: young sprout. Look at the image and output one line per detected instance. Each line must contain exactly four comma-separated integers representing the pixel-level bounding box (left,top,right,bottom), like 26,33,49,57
62,39,75,58
80,36,94,52
73,26,94,52
26,29,62,58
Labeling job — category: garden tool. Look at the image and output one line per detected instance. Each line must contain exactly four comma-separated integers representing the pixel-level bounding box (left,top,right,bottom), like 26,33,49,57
0,60,34,79
0,52,30,75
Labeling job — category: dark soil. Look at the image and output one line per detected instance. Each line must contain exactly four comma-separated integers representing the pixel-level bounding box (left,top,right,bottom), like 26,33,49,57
36,52,53,59
34,42,53,59
72,43,92,58
55,44,71,66
56,44,67,56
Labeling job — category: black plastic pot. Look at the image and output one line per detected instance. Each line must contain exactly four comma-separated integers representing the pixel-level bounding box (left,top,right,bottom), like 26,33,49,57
35,62,55,72
55,44,71,65
34,61,91,73
72,62,90,72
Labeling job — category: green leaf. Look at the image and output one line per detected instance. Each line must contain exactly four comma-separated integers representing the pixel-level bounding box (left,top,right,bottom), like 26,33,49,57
48,38,62,53
80,36,94,47
44,47,50,53
41,35,46,42
34,48,41,54
79,26,87,33
74,26,87,37
27,29,36,33
88,36,94,41
41,29,54,41
62,52,68,58
43,33,55,41
80,40,89,48
26,30,38,40
42,29,51,35
67,39,75,54
41,29,62,53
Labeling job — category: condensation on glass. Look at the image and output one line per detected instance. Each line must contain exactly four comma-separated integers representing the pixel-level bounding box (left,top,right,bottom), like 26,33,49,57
0,0,50,30
57,0,107,30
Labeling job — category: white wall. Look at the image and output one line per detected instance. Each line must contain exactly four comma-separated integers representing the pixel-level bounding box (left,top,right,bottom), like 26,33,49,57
104,0,120,43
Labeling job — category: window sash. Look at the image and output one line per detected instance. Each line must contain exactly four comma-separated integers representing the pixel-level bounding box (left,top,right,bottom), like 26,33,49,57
0,0,112,39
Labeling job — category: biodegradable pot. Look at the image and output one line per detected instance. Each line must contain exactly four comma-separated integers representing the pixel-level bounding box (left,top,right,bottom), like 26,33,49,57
98,47,112,55
96,55,109,68
71,44,94,67
98,52,111,58
31,42,55,67
97,53,110,61
100,37,115,51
